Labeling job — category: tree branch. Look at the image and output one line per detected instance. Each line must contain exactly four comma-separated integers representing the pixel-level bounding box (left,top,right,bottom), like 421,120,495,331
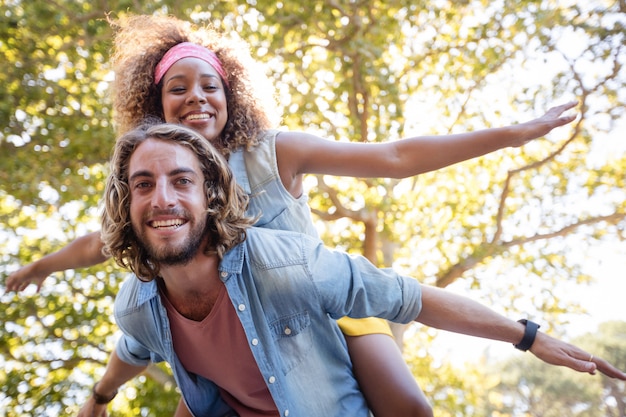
493,114,584,243
436,211,626,288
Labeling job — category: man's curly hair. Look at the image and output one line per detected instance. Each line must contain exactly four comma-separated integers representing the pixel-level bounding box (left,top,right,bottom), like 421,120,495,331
108,14,278,155
101,121,257,281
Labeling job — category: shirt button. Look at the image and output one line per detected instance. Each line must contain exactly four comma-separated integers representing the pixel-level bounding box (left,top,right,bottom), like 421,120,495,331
268,376,276,384
251,338,259,346
284,327,292,335
238,304,246,311
220,271,228,278
284,410,289,416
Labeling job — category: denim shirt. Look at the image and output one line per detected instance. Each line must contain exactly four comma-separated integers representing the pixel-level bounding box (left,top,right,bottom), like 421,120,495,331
114,227,422,417
229,129,319,237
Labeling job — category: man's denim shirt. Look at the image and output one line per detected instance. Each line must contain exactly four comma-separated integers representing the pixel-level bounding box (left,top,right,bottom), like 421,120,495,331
114,227,422,417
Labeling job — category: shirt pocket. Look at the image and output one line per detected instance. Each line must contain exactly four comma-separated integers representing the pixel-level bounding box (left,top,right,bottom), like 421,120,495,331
269,311,313,374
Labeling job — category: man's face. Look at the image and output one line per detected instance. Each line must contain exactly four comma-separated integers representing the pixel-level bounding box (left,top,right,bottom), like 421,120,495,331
128,138,208,266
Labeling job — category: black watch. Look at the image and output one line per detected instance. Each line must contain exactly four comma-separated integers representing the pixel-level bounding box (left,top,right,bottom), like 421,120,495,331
92,382,118,404
513,319,540,351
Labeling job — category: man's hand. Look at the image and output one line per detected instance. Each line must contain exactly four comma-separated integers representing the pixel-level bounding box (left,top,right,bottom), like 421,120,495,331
530,332,626,380
77,397,109,417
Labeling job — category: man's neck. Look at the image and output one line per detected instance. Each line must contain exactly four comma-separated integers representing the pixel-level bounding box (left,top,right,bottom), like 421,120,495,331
159,252,222,321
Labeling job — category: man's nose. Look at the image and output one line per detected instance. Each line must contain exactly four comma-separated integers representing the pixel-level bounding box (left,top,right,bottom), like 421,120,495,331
151,181,176,208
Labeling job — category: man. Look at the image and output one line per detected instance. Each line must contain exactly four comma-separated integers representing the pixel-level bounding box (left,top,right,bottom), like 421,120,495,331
80,123,625,417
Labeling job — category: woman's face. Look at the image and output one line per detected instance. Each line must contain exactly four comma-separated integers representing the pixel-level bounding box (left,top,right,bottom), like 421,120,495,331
160,57,228,144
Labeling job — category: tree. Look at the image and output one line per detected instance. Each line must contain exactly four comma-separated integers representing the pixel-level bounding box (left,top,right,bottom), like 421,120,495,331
1,1,624,415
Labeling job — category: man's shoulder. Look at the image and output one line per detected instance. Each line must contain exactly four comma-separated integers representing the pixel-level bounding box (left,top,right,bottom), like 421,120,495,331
248,226,299,236
245,227,318,266
115,276,158,313
246,226,308,246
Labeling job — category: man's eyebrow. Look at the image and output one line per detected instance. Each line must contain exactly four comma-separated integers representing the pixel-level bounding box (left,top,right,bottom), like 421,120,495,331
170,167,198,177
129,170,154,182
129,167,198,182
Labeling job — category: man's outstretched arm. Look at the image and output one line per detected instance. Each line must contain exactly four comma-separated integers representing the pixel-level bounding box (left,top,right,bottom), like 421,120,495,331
77,349,147,417
417,285,626,380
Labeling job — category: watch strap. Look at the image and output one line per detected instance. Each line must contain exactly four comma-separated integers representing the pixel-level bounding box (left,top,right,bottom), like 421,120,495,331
92,382,118,404
514,319,540,351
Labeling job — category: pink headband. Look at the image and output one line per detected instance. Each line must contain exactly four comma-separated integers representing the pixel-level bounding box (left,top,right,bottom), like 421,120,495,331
154,42,229,87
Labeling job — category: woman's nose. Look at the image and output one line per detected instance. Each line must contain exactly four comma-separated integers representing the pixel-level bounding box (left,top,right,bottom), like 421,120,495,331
186,85,207,104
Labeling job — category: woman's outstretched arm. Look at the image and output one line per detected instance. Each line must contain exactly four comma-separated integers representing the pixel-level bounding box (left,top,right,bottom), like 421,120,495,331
5,231,108,293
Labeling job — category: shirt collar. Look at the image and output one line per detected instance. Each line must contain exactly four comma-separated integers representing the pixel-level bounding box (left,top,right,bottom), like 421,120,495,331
218,240,245,279
130,240,245,297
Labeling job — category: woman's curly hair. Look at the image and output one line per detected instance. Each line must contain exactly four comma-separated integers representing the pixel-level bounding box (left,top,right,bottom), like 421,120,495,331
108,14,279,155
101,121,257,281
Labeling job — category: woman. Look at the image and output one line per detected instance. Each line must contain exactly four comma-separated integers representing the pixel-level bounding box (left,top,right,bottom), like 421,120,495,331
7,14,578,417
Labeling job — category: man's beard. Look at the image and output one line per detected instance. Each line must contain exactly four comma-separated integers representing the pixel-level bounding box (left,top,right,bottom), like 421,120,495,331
136,214,208,267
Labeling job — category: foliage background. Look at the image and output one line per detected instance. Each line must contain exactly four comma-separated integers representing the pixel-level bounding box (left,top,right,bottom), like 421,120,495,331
1,0,624,415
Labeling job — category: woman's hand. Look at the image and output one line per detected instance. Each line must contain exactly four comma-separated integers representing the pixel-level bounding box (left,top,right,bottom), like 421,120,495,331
512,100,578,146
5,262,48,293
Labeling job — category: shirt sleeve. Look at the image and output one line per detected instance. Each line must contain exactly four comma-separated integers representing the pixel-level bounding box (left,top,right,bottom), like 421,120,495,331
305,236,422,323
115,334,153,367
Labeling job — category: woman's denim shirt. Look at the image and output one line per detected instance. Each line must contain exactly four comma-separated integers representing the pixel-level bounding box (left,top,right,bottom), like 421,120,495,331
114,228,422,417
228,129,319,237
